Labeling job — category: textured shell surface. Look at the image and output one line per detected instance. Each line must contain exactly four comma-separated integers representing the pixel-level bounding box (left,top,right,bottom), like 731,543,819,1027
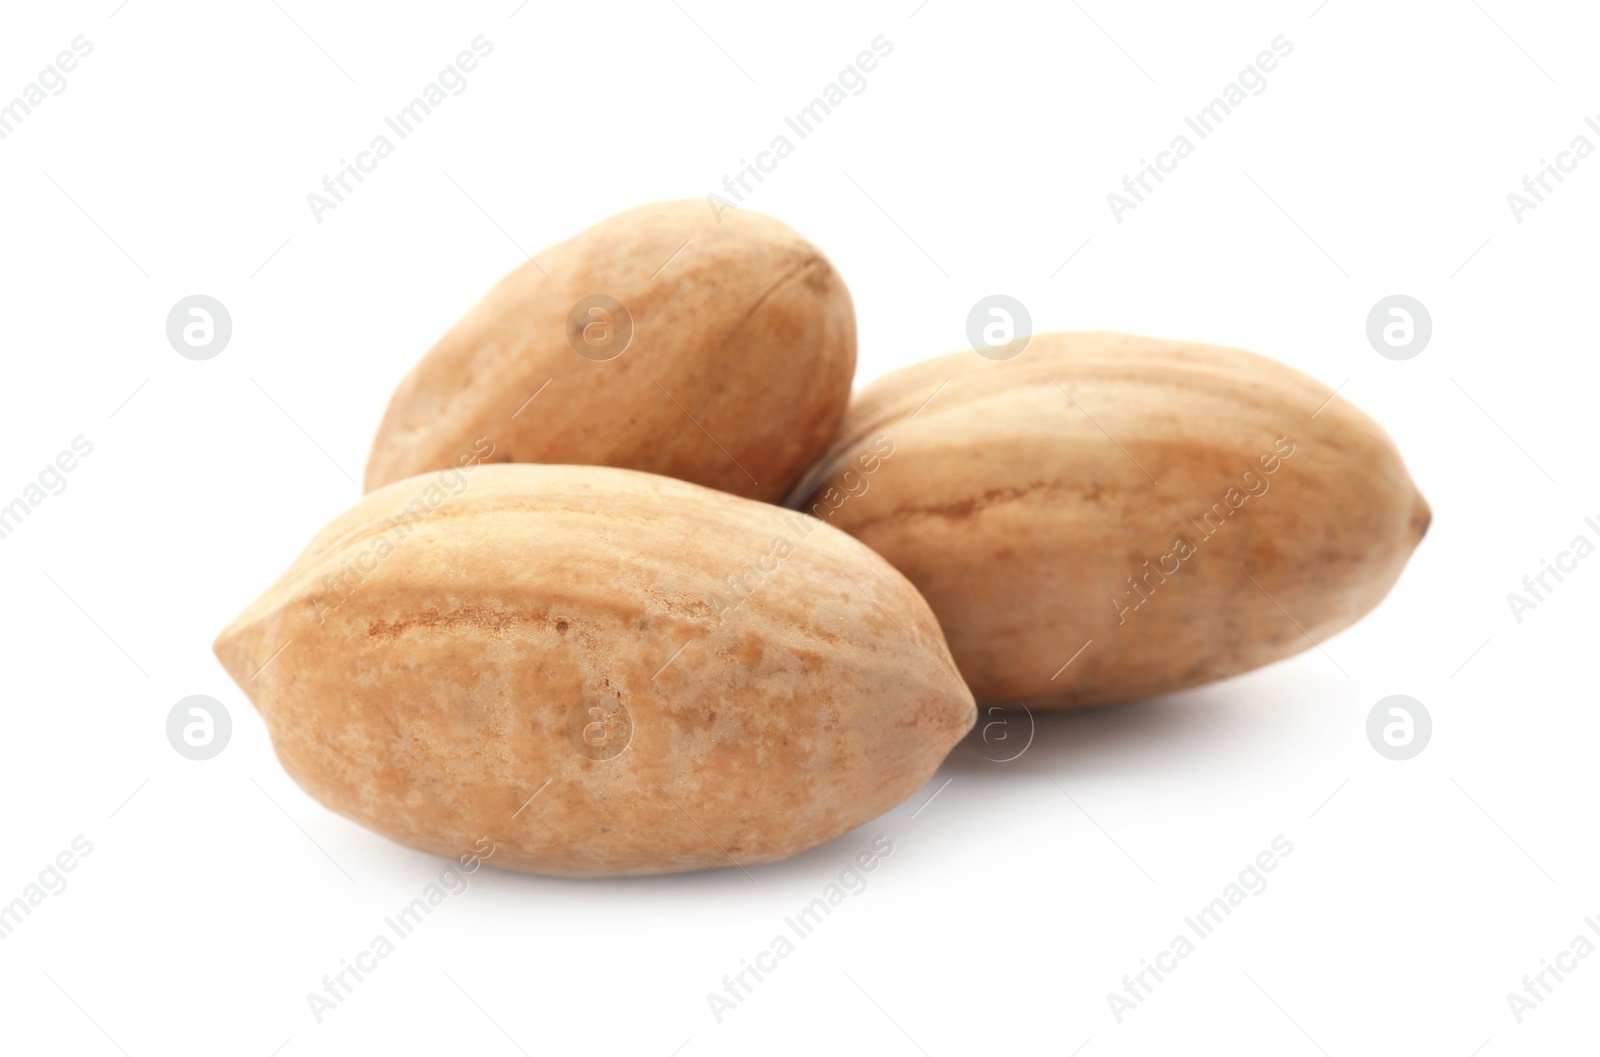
795,332,1431,708
216,464,973,876
365,201,856,504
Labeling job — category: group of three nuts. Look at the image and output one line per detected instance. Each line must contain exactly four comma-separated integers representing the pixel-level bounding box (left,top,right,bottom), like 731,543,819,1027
217,200,1428,877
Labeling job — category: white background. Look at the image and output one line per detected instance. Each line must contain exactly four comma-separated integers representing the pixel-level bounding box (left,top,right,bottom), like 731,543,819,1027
1,1,1595,1054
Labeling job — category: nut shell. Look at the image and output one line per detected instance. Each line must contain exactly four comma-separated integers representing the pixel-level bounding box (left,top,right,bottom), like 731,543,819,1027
795,333,1430,708
365,201,856,503
216,464,973,876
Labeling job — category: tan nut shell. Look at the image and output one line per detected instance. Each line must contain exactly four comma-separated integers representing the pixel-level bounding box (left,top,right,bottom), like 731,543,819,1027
364,201,856,503
794,333,1431,708
215,464,973,877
